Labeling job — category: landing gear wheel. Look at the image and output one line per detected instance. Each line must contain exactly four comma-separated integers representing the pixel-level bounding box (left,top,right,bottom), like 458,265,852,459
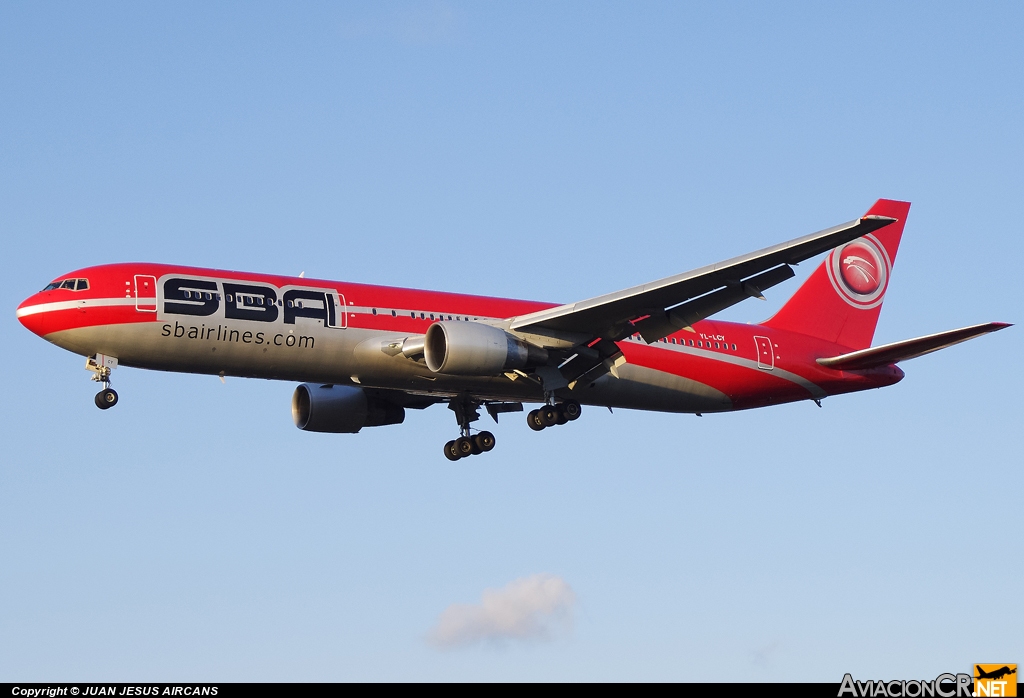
562,400,582,421
475,431,496,452
454,436,475,458
539,406,560,427
527,409,545,431
554,406,569,425
95,388,118,410
444,440,461,461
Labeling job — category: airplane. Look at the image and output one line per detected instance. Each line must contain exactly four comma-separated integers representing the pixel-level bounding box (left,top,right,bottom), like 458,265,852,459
975,666,1017,681
16,199,1010,460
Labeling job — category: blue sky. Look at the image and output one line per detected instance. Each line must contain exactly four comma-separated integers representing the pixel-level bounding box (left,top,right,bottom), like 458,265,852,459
1,1,1020,681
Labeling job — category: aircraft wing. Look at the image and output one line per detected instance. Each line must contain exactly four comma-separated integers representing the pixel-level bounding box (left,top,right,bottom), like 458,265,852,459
816,322,1011,371
510,213,897,345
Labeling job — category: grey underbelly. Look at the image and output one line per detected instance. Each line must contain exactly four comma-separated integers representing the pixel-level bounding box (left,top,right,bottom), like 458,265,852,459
47,324,732,413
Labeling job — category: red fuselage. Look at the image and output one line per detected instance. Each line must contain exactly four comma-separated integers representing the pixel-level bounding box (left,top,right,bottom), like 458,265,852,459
17,262,903,414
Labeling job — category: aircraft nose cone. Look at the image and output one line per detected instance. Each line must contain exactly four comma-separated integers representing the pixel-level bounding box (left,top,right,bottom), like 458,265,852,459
16,293,48,336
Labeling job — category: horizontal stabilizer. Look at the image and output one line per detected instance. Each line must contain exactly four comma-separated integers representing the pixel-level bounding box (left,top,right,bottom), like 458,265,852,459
816,322,1011,371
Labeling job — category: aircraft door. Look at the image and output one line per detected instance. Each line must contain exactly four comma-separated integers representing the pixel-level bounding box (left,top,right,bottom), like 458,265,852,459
754,335,774,370
134,274,157,312
329,292,346,329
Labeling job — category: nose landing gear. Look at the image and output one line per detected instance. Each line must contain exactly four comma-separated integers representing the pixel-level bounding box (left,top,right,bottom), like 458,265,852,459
86,354,119,410
443,398,497,461
527,400,581,431
95,388,118,409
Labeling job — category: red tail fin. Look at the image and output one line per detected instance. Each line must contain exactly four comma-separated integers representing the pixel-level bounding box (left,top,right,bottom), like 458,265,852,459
762,199,911,350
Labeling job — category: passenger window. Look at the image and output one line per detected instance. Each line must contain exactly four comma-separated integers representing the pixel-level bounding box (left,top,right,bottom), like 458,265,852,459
391,310,396,317
715,342,720,349
430,314,435,320
205,292,213,301
731,343,737,350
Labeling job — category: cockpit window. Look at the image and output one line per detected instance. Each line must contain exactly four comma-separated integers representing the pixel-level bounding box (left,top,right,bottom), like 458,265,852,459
42,278,89,292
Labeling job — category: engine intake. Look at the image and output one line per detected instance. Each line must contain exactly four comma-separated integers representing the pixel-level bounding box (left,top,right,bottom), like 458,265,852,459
292,384,404,433
424,321,547,375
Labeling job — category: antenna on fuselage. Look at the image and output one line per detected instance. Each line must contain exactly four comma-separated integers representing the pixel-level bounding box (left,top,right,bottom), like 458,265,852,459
299,271,305,278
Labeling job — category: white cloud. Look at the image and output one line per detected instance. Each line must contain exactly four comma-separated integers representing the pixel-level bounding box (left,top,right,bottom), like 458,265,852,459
428,573,576,649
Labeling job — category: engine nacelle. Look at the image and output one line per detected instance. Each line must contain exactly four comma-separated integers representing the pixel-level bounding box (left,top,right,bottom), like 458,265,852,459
291,384,404,433
424,321,547,375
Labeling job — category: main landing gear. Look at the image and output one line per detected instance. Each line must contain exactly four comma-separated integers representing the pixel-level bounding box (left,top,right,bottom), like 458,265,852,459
527,400,581,431
439,397,582,460
443,397,496,461
86,354,119,410
443,432,496,461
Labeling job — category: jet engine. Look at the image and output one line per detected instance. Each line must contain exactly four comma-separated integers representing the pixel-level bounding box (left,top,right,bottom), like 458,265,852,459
423,321,548,375
291,384,404,433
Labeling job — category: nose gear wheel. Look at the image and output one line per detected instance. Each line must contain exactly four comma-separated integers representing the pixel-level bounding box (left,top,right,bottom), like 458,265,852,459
95,388,118,409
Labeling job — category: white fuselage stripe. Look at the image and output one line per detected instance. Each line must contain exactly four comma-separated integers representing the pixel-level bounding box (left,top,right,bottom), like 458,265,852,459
16,297,139,317
624,338,828,399
22,298,827,399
